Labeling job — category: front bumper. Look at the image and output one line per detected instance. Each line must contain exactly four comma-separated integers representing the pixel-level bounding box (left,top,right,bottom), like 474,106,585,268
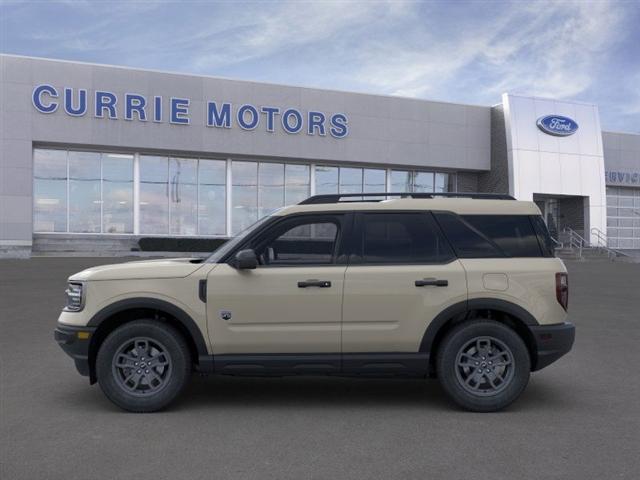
529,322,575,371
54,324,96,377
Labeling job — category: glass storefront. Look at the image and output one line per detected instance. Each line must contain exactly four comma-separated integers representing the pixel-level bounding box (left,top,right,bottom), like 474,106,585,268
606,186,640,249
33,148,456,237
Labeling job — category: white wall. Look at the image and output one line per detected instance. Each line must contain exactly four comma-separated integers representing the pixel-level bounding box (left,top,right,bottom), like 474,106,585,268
502,93,607,242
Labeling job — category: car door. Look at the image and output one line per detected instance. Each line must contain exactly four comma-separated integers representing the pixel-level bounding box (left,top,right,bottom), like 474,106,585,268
206,213,350,358
341,211,467,355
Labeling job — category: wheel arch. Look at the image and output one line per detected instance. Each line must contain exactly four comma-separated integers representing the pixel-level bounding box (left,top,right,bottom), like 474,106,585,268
421,299,539,374
87,298,209,383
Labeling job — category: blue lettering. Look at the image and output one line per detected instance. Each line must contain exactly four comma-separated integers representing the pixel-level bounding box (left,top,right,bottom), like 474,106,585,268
125,94,147,121
282,108,303,134
95,91,117,119
307,111,326,136
237,104,259,130
154,96,162,122
63,88,87,116
170,98,190,124
32,84,58,113
260,106,280,132
207,102,232,128
330,113,348,138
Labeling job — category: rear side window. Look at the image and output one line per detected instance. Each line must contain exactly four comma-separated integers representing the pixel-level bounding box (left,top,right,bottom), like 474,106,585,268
356,212,454,264
462,215,542,257
434,213,544,258
434,212,502,258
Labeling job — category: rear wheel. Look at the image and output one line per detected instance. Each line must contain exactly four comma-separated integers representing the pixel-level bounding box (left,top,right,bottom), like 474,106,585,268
436,319,530,412
96,320,191,412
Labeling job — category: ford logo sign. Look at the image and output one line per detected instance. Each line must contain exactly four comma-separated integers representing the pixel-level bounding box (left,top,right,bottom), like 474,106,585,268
536,115,579,137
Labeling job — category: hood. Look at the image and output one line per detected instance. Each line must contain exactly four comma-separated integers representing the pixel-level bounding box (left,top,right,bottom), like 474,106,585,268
69,258,206,281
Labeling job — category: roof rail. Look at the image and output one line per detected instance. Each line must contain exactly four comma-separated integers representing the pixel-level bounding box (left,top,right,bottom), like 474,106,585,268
298,192,515,205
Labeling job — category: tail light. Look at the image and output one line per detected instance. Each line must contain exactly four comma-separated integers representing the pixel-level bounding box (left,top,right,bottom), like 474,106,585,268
556,273,569,311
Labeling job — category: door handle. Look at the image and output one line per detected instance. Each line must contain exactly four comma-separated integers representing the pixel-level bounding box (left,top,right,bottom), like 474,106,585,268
415,278,448,287
298,279,332,288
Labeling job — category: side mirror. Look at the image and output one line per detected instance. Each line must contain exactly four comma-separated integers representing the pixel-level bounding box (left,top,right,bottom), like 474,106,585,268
233,249,258,270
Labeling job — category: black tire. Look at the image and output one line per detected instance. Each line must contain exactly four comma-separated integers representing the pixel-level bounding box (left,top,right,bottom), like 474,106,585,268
96,320,191,412
436,319,530,412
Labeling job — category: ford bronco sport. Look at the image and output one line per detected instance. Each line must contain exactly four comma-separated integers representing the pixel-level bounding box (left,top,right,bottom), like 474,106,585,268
54,192,575,412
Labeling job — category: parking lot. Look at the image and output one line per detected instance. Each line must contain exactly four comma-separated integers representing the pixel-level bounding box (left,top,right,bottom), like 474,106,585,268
1,257,639,479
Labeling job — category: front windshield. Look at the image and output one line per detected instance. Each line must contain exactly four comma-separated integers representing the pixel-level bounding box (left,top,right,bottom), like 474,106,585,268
206,215,272,263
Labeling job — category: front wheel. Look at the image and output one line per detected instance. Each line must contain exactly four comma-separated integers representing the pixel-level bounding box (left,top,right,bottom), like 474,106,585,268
96,320,191,412
436,320,530,412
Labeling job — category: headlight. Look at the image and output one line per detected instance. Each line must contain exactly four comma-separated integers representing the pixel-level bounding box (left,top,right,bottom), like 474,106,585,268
64,282,85,312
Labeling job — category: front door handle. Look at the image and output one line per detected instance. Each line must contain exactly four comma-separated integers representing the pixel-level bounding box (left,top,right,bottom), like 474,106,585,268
298,279,332,288
415,278,448,287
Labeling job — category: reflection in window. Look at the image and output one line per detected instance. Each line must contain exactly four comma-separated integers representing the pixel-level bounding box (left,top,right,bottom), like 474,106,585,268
169,158,197,236
315,166,338,194
198,159,226,235
258,162,284,218
413,171,434,192
34,149,67,232
285,164,310,205
259,220,339,265
102,154,133,233
339,168,363,194
69,151,101,233
435,173,449,193
363,169,386,193
140,156,169,234
390,170,412,192
232,161,258,234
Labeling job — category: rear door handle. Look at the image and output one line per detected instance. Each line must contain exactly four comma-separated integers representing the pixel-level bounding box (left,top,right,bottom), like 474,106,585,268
298,279,332,288
415,278,448,287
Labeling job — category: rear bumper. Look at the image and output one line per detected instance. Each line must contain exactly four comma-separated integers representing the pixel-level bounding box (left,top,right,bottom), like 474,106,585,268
529,322,575,371
54,324,96,377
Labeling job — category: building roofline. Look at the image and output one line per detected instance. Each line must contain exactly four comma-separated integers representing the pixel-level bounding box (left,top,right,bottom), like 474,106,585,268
0,53,492,109
602,129,640,136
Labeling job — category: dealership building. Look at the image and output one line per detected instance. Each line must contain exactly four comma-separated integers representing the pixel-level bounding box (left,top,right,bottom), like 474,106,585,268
1,54,639,258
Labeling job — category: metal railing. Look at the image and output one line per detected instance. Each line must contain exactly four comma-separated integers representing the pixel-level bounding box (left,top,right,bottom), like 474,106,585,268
557,227,628,260
590,227,628,260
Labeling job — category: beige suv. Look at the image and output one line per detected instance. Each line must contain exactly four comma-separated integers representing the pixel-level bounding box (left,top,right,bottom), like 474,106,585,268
54,192,574,412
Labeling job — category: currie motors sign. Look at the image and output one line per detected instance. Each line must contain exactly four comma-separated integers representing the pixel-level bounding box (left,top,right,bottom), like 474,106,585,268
31,84,349,139
536,115,579,137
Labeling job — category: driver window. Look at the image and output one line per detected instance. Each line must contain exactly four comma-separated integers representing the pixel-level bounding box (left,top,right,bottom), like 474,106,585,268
256,219,339,266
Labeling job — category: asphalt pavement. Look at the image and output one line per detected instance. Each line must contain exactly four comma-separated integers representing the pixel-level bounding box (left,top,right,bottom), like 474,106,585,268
1,257,639,479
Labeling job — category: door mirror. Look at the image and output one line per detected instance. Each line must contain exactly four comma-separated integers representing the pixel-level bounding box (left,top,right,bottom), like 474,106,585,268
233,249,258,270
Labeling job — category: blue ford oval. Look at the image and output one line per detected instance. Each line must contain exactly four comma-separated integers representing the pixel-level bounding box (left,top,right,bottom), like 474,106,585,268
536,115,579,136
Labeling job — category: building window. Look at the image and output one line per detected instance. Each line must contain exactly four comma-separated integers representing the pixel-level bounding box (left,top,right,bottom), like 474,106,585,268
33,149,67,232
140,155,169,234
339,167,363,193
413,171,434,192
284,164,310,204
198,159,226,236
169,157,198,236
315,166,339,194
68,151,101,233
390,170,412,192
258,162,285,218
102,154,133,234
363,169,386,192
33,148,457,238
232,161,258,234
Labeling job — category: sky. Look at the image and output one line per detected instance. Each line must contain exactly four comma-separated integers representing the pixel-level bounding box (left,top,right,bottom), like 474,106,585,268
1,0,639,132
